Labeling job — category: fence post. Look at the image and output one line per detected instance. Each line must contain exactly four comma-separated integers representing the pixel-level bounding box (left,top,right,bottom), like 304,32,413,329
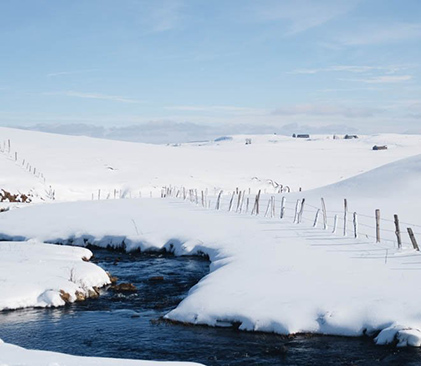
293,199,300,223
353,212,358,238
280,196,286,219
264,197,271,217
251,190,261,215
228,191,235,211
394,214,402,249
407,228,419,251
216,191,223,210
375,209,381,243
332,214,338,234
321,198,328,230
271,196,276,218
343,199,348,236
297,198,305,224
313,209,320,228
236,191,242,212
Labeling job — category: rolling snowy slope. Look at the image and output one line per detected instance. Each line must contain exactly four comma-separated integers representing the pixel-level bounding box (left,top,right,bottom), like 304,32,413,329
2,127,421,201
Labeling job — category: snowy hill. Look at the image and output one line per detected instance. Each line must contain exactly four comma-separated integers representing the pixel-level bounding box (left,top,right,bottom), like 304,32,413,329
2,127,421,202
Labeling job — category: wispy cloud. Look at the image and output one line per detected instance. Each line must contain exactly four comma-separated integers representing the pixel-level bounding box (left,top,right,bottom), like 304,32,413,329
44,91,144,104
165,105,265,114
46,69,97,78
337,22,421,45
271,103,381,118
343,75,413,84
138,0,184,33
254,0,358,35
290,65,407,75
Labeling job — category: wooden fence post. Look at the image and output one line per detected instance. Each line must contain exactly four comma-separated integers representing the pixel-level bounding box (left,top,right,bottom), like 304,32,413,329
321,198,328,230
375,209,381,243
264,197,271,217
394,214,402,249
343,199,348,236
216,190,223,210
293,199,300,223
236,191,242,212
297,198,305,224
228,191,235,211
251,190,261,215
332,214,338,234
271,196,275,218
407,228,419,251
313,209,320,228
353,212,358,238
280,196,286,219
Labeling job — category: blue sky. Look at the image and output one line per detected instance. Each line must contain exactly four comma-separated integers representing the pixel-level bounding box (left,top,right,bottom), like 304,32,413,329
1,0,421,135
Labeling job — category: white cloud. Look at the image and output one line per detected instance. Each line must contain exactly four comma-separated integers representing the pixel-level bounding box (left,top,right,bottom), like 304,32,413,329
290,65,407,75
46,69,97,78
137,0,184,33
255,0,358,34
44,91,144,104
165,105,266,114
271,103,381,118
343,75,413,84
337,22,421,45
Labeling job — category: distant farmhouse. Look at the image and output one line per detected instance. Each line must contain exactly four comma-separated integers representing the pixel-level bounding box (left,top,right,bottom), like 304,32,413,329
372,145,388,151
292,134,310,139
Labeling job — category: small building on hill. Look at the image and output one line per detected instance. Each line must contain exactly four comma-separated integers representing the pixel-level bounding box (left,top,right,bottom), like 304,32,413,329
292,134,310,139
372,145,388,151
344,134,359,139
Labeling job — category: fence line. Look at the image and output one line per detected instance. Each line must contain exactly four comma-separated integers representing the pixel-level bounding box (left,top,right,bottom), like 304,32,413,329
160,185,421,253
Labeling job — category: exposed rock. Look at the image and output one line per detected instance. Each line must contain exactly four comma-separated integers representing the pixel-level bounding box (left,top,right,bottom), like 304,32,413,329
110,283,137,293
59,290,71,303
88,287,100,299
75,290,86,302
149,276,164,282
106,271,118,284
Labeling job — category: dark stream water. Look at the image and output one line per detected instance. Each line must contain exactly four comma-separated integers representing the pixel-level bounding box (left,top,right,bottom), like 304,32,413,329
1,249,421,365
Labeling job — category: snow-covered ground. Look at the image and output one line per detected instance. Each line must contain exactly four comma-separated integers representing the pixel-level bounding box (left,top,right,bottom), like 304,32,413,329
0,340,203,366
0,240,110,311
2,127,421,364
2,126,421,201
2,153,421,347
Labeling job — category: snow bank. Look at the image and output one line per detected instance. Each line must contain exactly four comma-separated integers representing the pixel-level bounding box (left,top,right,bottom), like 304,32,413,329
0,340,204,366
0,240,110,311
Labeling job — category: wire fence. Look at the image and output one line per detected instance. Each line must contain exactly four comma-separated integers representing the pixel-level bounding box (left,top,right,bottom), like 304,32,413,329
161,185,421,253
0,138,55,201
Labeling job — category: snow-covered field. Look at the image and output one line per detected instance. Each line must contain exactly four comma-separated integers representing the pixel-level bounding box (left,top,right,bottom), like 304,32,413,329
2,127,421,364
2,126,421,201
0,340,203,366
